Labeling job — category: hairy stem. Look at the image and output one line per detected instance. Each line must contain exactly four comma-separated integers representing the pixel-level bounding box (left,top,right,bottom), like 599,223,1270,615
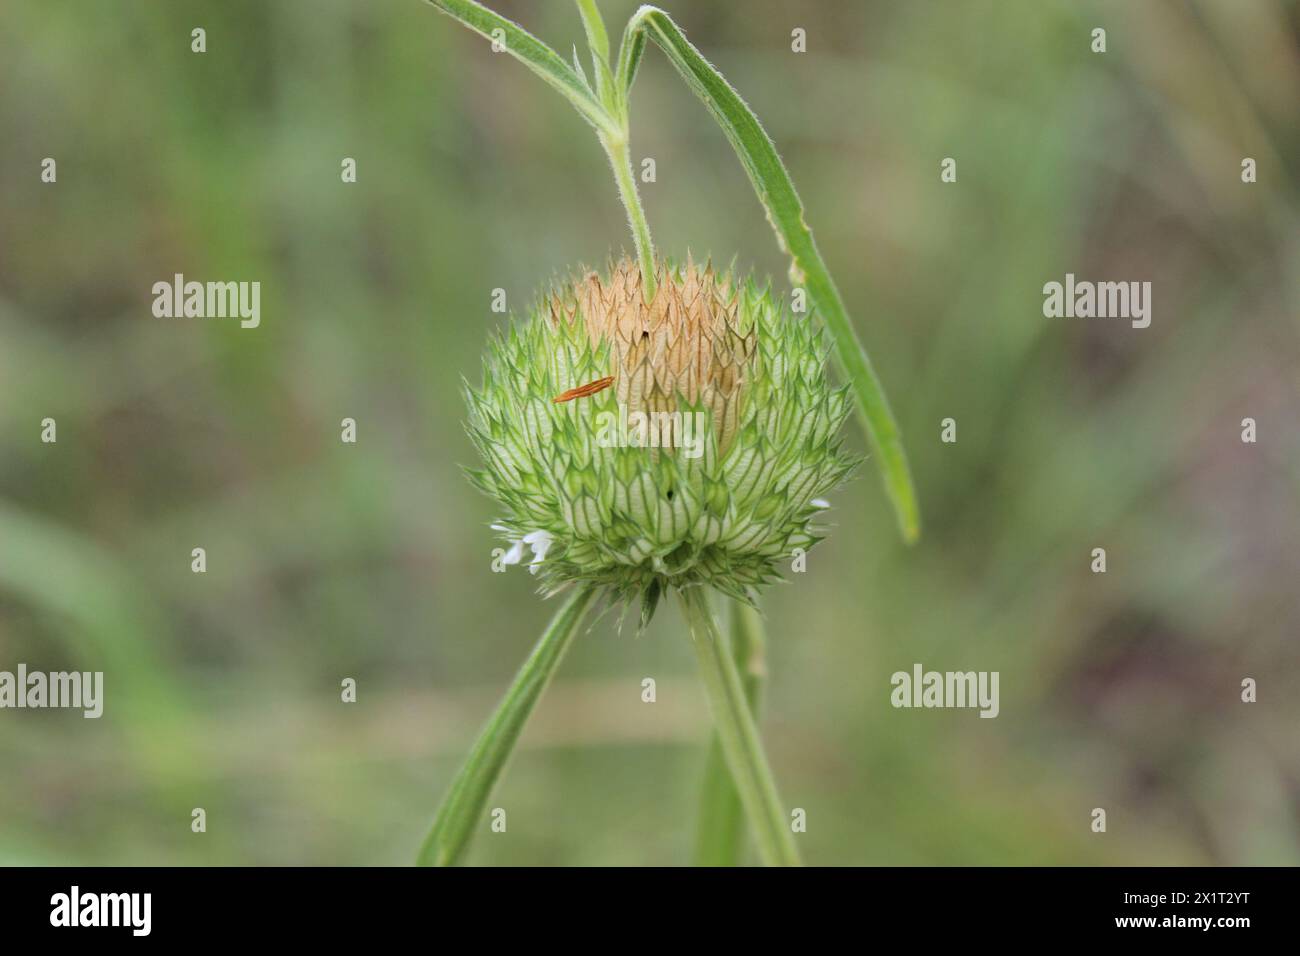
679,587,800,867
602,134,657,299
417,586,600,866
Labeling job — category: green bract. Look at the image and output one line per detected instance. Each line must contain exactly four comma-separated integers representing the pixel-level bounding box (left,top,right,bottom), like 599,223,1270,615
466,258,858,615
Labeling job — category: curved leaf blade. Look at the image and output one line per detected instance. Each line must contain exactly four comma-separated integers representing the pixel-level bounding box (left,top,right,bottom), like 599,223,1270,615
426,0,619,137
623,6,921,542
574,0,610,66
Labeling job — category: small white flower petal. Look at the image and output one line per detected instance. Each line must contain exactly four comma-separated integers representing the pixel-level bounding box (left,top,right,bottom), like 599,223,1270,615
811,498,831,510
524,529,554,572
502,540,525,565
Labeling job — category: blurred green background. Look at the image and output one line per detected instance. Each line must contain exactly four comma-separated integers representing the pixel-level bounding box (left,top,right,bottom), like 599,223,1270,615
1,0,1297,866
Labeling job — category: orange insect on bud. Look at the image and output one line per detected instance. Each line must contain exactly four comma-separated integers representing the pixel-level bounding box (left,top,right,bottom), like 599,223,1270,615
552,375,615,404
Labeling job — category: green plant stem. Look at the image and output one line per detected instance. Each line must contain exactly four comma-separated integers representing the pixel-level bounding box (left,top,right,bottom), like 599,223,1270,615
602,133,657,299
417,586,600,866
693,597,767,866
679,587,800,867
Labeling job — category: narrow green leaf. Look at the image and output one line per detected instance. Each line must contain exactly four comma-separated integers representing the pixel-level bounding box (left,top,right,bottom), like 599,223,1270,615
574,0,610,65
621,6,921,543
417,587,600,866
614,15,648,93
425,0,619,138
570,44,592,92
575,1,621,114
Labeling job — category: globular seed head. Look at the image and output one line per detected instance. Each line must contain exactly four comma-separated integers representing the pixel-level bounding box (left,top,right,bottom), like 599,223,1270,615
467,256,858,618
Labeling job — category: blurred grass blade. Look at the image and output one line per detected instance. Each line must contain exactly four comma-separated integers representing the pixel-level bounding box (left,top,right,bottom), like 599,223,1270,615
618,6,921,542
0,501,196,782
425,0,619,137
694,598,767,866
416,587,600,866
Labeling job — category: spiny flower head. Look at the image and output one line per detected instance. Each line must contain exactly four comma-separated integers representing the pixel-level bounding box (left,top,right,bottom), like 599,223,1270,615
465,257,857,620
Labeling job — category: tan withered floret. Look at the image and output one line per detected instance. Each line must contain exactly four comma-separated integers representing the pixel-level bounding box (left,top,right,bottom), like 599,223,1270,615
548,257,756,454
